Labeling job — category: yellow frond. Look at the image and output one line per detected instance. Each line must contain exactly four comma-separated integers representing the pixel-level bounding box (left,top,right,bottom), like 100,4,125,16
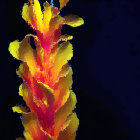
38,82,55,107
9,40,20,59
12,105,28,113
22,3,33,28
55,91,77,137
58,113,79,140
43,2,52,33
51,42,73,82
64,14,84,27
28,0,44,32
59,34,73,42
23,131,33,140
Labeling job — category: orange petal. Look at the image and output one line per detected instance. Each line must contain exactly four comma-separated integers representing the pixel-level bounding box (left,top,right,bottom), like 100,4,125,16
51,6,59,18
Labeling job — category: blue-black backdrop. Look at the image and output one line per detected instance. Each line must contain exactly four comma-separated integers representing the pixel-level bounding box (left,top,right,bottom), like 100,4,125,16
1,0,140,139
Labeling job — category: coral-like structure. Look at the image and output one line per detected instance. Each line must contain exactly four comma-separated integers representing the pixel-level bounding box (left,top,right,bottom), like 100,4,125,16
9,0,84,139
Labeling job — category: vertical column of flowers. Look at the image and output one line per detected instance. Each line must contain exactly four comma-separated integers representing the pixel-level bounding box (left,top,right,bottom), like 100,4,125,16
9,0,84,139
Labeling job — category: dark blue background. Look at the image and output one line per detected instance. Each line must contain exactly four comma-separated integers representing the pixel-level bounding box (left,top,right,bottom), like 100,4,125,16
1,0,140,139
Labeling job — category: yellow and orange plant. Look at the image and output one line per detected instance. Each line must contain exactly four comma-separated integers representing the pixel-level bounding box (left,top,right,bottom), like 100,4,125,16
9,0,84,139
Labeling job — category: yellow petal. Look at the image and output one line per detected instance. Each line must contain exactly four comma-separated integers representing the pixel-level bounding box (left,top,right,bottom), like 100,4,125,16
43,2,52,33
60,113,78,132
51,41,73,82
61,117,71,131
58,34,73,42
12,105,28,113
18,83,32,107
29,0,44,32
64,113,79,135
38,82,55,107
19,84,24,96
54,66,73,108
22,112,53,140
59,0,69,9
58,113,79,140
19,36,36,75
54,91,77,137
22,112,39,138
59,63,70,78
38,82,54,95
16,63,26,78
64,14,84,27
9,40,20,59
23,131,33,140
19,83,29,97
9,35,37,75
49,15,65,32
22,3,34,29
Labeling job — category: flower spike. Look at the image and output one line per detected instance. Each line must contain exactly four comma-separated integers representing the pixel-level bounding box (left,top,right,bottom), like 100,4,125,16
9,0,84,140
